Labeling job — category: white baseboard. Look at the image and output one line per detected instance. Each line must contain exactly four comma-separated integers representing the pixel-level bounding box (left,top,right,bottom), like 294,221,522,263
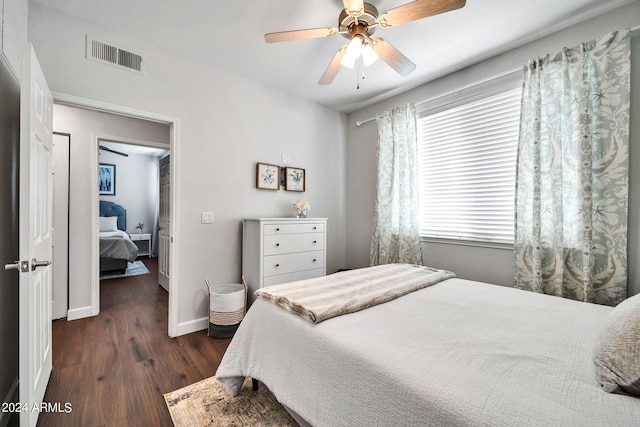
0,378,18,427
176,317,208,337
67,307,202,336
66,305,96,321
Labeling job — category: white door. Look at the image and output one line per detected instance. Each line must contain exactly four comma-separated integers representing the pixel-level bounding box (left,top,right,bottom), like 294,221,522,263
20,44,53,427
158,155,170,291
52,133,69,320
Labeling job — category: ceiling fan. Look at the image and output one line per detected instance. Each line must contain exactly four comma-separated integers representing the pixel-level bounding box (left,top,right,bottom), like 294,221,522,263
99,145,129,157
265,0,466,86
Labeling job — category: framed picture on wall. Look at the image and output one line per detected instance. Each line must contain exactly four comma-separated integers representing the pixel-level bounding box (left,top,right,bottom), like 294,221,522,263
99,163,116,196
256,162,280,190
285,167,305,192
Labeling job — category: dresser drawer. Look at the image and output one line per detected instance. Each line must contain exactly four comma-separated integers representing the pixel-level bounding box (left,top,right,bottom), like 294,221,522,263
264,222,324,235
263,268,325,286
263,251,324,277
264,233,324,256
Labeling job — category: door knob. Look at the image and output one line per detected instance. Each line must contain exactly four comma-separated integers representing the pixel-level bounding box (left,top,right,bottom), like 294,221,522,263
4,260,29,272
4,261,19,270
31,259,51,271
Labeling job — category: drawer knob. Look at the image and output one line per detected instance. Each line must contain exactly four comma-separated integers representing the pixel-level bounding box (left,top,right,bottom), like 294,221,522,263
275,228,280,231
313,259,317,262
312,226,317,230
275,264,280,268
276,243,280,247
313,240,317,244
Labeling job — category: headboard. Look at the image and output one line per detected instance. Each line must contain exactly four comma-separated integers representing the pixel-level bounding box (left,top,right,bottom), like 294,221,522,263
99,201,126,231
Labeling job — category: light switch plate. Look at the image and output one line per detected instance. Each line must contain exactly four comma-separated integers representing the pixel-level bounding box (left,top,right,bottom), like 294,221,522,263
282,154,291,164
201,212,214,224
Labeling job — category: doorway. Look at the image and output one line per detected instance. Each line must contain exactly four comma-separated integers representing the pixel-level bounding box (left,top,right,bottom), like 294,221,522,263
97,138,168,287
52,95,180,337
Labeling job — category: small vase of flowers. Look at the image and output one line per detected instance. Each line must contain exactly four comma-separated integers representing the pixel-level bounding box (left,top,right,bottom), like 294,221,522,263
293,201,310,218
136,222,145,233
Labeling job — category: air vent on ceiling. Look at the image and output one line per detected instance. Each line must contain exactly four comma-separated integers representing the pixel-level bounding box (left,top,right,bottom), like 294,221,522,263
86,35,145,75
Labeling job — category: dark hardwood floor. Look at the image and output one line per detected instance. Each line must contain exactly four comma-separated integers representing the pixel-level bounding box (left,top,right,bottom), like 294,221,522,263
37,257,230,426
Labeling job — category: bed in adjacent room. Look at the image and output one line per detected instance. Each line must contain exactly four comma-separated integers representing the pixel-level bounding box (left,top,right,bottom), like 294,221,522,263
216,264,640,426
99,201,138,274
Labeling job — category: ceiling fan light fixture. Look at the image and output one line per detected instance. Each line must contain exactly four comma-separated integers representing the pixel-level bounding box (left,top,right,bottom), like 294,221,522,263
341,35,363,69
362,43,378,66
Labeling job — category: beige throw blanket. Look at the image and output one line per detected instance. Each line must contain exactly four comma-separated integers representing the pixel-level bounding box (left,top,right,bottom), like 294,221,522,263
255,263,455,323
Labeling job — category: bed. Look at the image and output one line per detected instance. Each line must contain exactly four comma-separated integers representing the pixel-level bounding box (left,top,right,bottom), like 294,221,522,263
216,264,640,426
99,201,138,274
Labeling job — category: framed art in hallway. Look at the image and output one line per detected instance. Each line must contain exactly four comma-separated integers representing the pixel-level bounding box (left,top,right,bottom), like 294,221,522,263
285,167,305,192
256,162,280,190
99,163,116,195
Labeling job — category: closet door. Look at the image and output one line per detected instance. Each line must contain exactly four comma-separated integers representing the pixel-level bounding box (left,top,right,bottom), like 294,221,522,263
158,155,170,291
52,133,70,320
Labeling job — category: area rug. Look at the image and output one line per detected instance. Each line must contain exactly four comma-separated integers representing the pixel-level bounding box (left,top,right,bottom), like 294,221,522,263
164,376,297,427
99,260,149,280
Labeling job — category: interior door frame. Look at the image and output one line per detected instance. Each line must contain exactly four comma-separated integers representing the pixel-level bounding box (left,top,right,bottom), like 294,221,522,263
52,91,181,337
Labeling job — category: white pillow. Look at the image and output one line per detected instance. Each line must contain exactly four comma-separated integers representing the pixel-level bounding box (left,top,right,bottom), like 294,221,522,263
593,292,640,396
99,216,119,232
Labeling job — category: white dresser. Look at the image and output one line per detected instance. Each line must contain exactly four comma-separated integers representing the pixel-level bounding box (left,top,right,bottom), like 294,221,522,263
243,218,327,304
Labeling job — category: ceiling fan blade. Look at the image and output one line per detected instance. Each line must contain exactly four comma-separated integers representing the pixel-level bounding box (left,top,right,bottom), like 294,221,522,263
99,145,129,157
264,27,338,43
379,0,466,28
343,0,365,17
371,39,416,76
319,46,348,85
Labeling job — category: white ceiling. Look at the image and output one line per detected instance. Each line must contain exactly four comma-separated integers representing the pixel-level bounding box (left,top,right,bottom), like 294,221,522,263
32,0,635,112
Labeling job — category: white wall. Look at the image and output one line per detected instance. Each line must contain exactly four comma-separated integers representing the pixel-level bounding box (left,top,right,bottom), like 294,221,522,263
29,2,348,332
346,3,640,295
99,142,160,236
53,104,170,313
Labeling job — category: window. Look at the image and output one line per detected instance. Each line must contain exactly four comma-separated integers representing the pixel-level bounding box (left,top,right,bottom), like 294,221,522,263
417,87,522,245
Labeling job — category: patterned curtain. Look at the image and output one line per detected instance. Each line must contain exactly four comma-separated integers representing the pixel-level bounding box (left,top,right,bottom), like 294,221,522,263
514,30,630,306
370,103,423,266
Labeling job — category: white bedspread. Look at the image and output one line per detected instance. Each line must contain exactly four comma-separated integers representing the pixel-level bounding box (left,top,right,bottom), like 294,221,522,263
216,278,640,426
99,230,138,262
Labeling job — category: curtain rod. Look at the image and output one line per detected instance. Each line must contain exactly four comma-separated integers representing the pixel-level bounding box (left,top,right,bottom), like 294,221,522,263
355,67,521,127
356,25,640,128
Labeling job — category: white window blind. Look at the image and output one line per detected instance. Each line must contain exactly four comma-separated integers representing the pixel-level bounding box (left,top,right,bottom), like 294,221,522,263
417,88,521,245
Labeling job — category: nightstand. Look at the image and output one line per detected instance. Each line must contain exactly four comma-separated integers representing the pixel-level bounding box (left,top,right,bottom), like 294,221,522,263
129,233,152,258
